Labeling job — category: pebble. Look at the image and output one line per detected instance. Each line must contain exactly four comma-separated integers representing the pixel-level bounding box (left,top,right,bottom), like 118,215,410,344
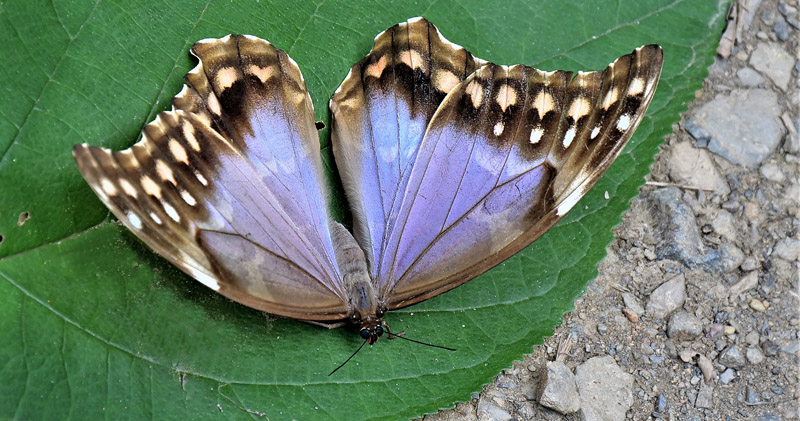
774,18,791,41
773,237,800,261
646,274,687,319
575,356,634,421
762,340,780,356
724,325,737,335
719,368,736,384
750,43,794,90
746,346,766,364
686,89,784,167
476,396,512,421
706,323,724,339
647,188,715,268
746,387,760,404
745,331,760,345
718,244,745,273
711,210,738,242
668,141,730,195
719,345,746,369
782,340,800,355
736,67,765,87
667,311,704,340
749,299,767,312
538,361,581,415
698,354,714,382
759,162,785,182
655,394,667,413
622,292,645,315
622,307,639,323
729,272,759,297
741,256,759,271
695,383,714,408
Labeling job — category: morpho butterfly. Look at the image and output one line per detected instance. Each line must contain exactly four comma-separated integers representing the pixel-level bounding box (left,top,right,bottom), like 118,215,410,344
73,18,662,346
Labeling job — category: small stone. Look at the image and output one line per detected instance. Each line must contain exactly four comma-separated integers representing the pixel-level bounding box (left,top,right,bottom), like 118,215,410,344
695,383,714,408
688,89,784,167
622,307,639,323
698,354,714,382
622,292,645,315
736,67,765,87
575,356,634,421
746,347,765,364
597,322,608,335
706,324,724,339
750,43,794,90
774,19,791,41
749,299,767,312
667,311,703,340
538,361,581,415
730,272,759,297
759,162,785,182
719,368,736,384
774,237,800,261
646,274,687,319
782,340,800,355
476,396,512,421
741,256,759,271
655,394,667,413
746,387,760,404
718,243,745,273
745,332,760,345
719,345,746,369
679,349,698,362
762,340,780,356
668,141,730,195
711,210,738,242
724,325,737,335
647,188,716,269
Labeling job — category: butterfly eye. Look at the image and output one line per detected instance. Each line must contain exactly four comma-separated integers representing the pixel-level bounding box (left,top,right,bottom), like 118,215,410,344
359,329,370,340
375,326,384,337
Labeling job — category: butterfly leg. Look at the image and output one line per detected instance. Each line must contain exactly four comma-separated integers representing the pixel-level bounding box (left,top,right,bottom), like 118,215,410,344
302,320,348,329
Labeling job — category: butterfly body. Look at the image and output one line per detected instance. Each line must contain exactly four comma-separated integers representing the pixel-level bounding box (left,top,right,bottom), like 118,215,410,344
73,18,662,343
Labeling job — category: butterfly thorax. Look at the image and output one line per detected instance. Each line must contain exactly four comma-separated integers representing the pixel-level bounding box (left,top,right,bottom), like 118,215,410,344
331,222,387,344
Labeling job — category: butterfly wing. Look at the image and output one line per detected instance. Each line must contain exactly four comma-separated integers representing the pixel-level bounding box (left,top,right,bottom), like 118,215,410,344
333,26,661,308
74,35,349,320
330,17,485,276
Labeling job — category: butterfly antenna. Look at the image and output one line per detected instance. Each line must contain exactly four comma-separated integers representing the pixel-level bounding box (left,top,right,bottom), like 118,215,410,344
329,339,368,376
386,331,456,351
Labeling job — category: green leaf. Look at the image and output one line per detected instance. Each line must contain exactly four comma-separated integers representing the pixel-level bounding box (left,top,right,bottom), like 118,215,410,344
0,0,727,419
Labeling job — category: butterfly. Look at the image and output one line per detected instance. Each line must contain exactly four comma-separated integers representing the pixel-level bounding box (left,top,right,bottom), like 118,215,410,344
73,17,662,345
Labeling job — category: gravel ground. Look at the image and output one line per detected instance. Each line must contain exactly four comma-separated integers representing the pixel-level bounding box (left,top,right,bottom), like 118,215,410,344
426,0,799,419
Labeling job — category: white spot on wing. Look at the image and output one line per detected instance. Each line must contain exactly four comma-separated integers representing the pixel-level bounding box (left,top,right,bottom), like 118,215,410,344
207,94,221,116
120,179,138,198
182,120,200,152
563,127,576,148
101,179,117,196
590,126,601,139
617,114,631,131
127,212,143,230
163,202,180,222
149,212,162,225
628,77,645,96
194,171,208,186
557,187,585,216
496,84,517,112
493,121,505,136
529,127,544,144
187,267,220,291
180,190,197,206
141,175,161,198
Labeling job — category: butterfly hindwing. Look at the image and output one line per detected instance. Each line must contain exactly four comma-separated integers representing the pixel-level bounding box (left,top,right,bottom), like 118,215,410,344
371,45,663,308
330,17,485,278
75,35,350,320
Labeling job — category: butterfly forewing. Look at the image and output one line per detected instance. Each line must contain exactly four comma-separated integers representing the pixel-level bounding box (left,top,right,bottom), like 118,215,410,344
75,35,350,321
330,17,485,278
372,44,663,308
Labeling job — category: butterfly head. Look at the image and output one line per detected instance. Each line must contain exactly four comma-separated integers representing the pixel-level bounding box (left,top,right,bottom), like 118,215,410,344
351,304,387,344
